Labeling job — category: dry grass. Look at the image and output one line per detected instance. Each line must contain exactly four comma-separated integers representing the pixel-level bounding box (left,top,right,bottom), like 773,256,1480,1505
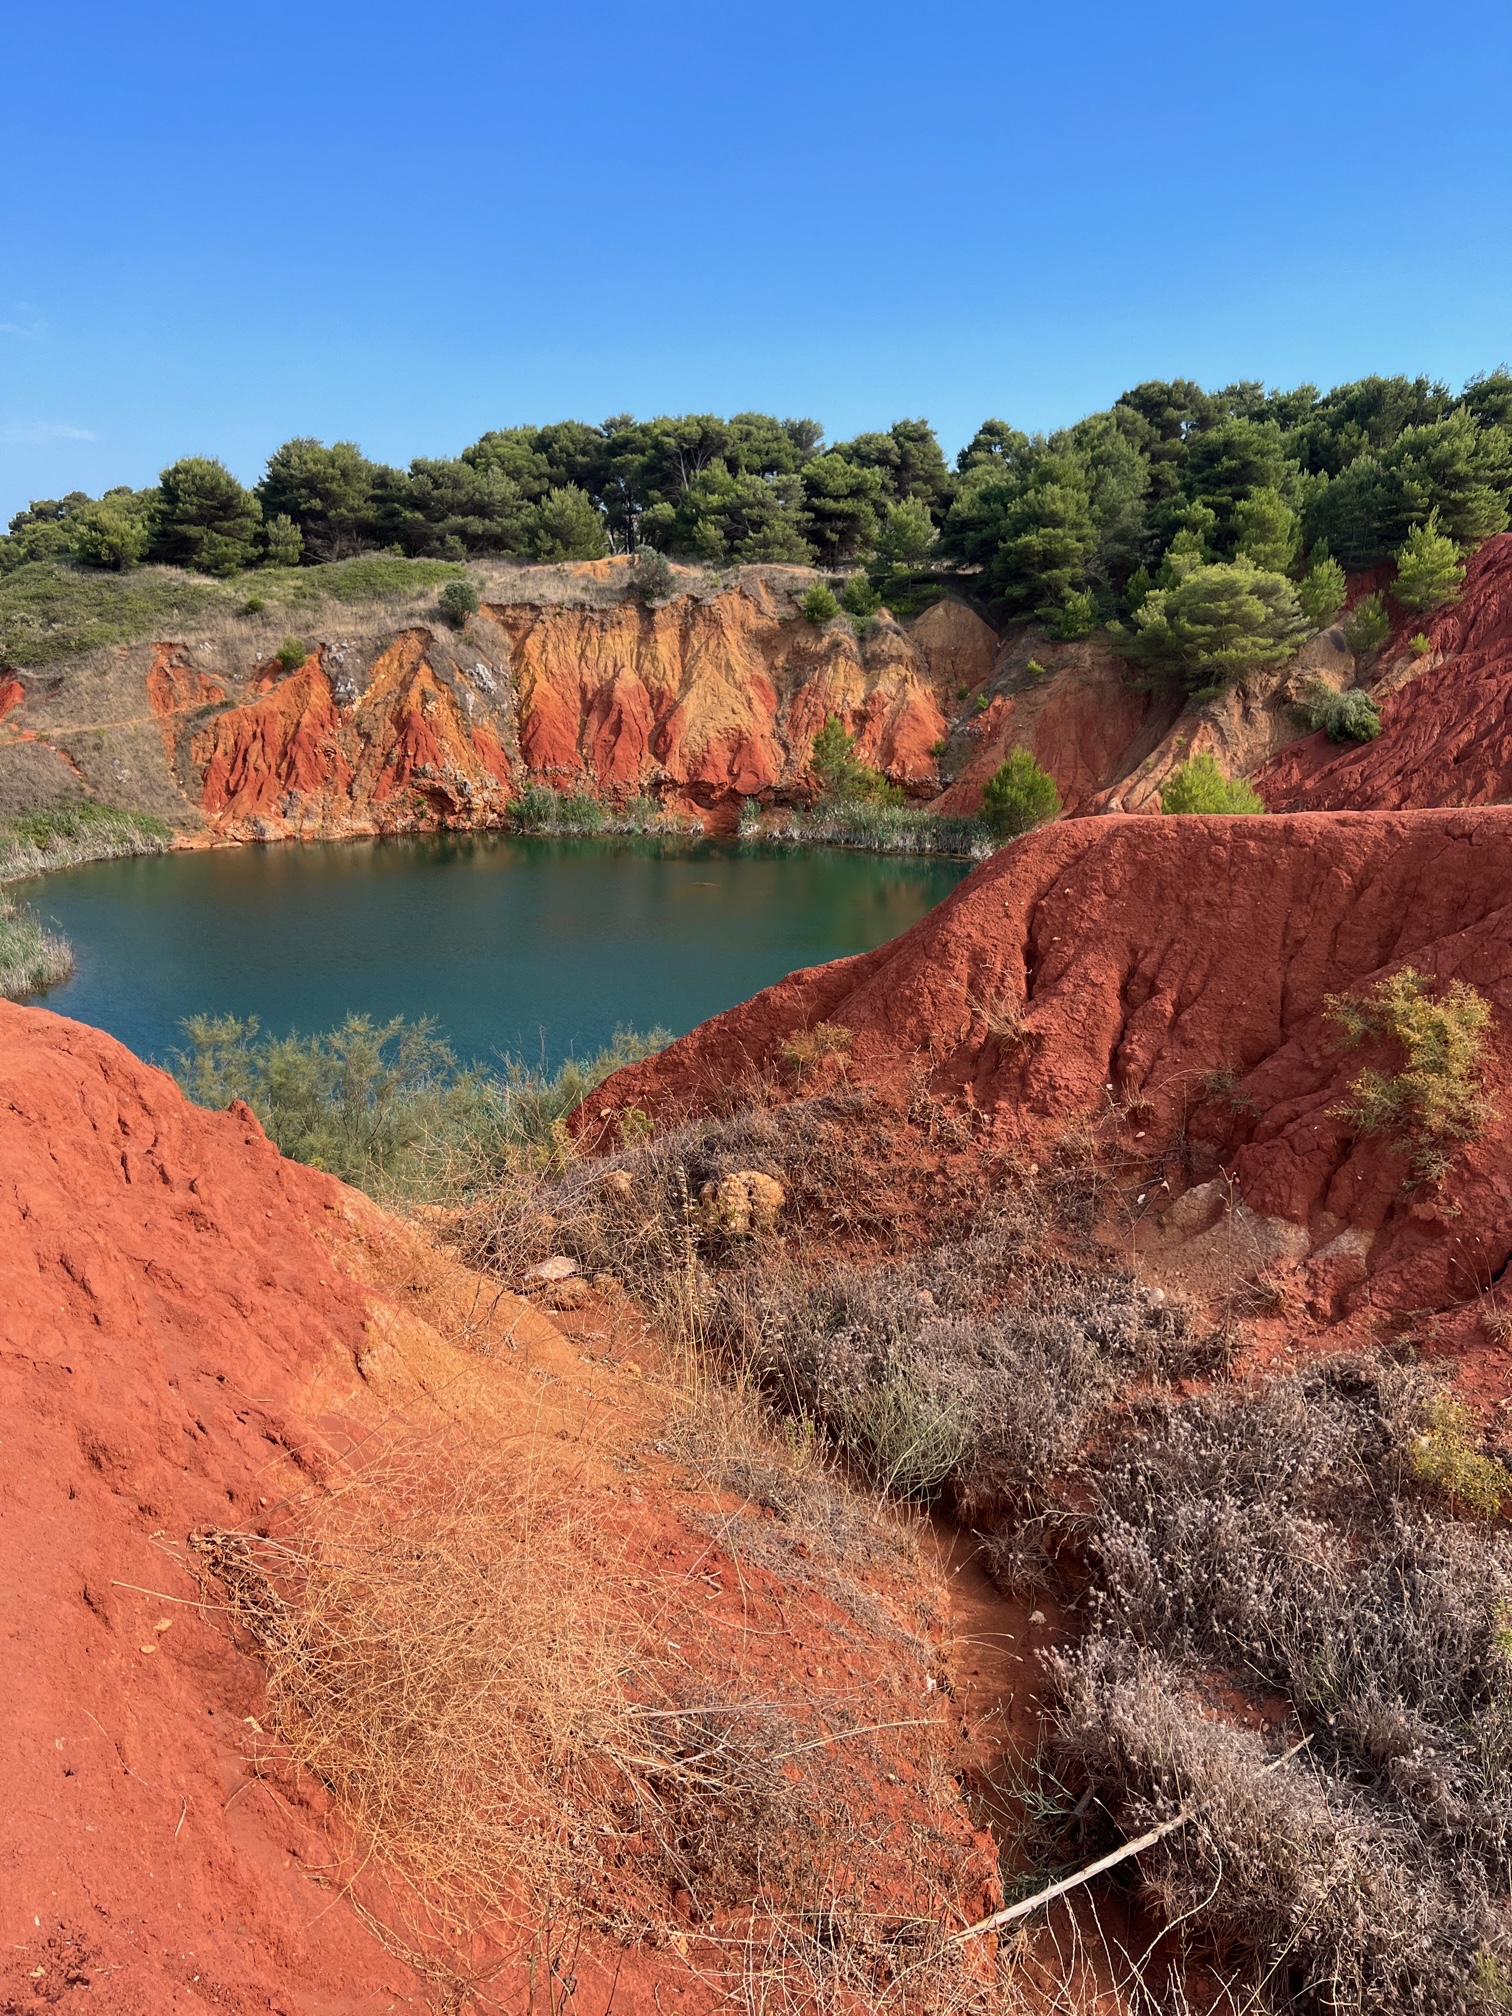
191,1450,645,1943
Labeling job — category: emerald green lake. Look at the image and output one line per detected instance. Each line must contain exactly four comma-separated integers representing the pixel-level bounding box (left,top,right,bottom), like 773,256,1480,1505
24,835,970,1069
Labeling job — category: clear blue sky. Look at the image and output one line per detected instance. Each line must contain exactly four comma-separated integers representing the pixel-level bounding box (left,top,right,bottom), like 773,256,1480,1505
4,0,1511,523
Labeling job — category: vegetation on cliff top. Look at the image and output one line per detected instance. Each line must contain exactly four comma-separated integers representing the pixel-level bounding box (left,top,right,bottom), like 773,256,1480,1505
7,372,1505,647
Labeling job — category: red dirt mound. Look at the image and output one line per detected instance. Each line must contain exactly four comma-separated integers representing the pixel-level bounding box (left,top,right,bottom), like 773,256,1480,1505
1257,534,1512,812
0,1005,996,2012
579,809,1512,1323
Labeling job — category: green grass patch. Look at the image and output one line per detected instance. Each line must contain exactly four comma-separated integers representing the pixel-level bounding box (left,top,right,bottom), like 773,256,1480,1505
0,556,467,667
0,802,173,881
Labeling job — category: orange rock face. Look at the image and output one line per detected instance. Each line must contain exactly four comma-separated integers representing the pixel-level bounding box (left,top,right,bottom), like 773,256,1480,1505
580,807,1512,1322
489,582,955,804
191,633,514,840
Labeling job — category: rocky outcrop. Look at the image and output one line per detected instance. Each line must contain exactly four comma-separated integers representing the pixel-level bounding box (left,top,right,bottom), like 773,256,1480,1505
580,808,1512,1322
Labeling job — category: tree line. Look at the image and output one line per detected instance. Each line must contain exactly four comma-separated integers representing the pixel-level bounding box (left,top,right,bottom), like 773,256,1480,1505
4,374,1507,683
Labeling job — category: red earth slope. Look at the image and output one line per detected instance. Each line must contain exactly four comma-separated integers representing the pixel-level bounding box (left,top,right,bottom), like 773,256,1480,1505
579,808,1512,1323
0,1004,995,2013
1258,534,1512,811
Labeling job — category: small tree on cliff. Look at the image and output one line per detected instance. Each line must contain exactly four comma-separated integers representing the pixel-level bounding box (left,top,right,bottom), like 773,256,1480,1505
1393,511,1465,611
810,716,901,805
1111,558,1309,689
979,749,1061,841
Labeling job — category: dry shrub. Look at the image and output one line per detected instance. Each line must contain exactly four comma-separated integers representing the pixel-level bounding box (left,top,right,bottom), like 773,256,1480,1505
190,1436,988,2010
1037,1358,1512,2013
713,1219,1218,1518
1050,1643,1512,2016
192,1450,642,1942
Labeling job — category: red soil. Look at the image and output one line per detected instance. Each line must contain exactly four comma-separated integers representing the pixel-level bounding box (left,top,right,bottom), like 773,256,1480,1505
1258,534,1512,812
579,808,1512,1325
0,673,24,725
0,1004,995,2013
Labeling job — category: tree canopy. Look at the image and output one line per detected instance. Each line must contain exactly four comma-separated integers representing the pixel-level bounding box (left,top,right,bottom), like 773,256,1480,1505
7,371,1512,608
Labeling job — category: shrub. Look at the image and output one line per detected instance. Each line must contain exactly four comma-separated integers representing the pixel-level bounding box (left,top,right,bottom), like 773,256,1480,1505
438,578,479,627
630,548,675,604
1025,656,1049,679
241,594,266,615
840,573,881,620
800,582,840,623
1326,966,1494,1178
1297,551,1347,629
1394,510,1465,611
980,750,1062,841
1412,1393,1512,1516
1159,751,1265,814
172,1012,667,1201
1301,681,1383,742
276,635,307,671
1343,589,1390,654
1409,631,1434,657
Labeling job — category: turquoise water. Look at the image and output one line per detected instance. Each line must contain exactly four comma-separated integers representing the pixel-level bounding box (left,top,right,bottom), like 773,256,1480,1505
23,834,970,1068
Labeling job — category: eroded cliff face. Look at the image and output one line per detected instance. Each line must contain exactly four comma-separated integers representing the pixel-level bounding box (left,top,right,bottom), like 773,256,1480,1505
0,574,1008,840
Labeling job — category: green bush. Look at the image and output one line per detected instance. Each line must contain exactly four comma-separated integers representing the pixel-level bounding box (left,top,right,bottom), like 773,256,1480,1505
1393,511,1465,611
276,635,308,671
438,578,479,627
1408,632,1433,657
1302,683,1383,742
1326,966,1493,1181
980,749,1062,840
1343,591,1390,655
840,574,881,620
171,1013,668,1200
631,549,675,604
1051,588,1097,639
809,715,902,805
801,582,840,623
1159,751,1266,814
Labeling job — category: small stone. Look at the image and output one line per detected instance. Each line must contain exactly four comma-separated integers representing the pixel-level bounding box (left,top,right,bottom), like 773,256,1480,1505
523,1255,578,1284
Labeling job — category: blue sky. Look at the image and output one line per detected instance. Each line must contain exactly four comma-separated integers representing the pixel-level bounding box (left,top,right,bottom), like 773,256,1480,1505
4,0,1511,522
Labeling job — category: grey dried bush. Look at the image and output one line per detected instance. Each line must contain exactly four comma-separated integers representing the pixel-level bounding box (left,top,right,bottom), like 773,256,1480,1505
709,1222,1216,1512
1037,1357,1512,2013
1050,1642,1512,2015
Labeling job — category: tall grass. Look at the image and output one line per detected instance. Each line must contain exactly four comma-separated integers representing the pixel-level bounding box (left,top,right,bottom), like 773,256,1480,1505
171,1012,669,1201
0,891,72,998
506,784,700,838
760,802,989,858
0,801,174,881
